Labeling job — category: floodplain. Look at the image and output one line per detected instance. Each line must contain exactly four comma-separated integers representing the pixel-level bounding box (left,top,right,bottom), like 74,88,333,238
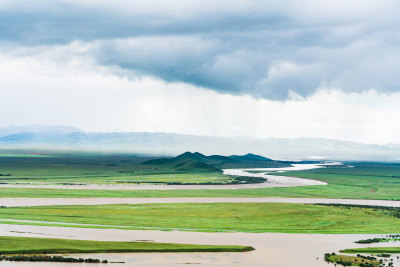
0,151,400,266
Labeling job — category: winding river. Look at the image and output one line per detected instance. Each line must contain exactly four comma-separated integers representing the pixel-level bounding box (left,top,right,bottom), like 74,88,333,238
0,224,399,267
0,162,399,266
0,163,330,190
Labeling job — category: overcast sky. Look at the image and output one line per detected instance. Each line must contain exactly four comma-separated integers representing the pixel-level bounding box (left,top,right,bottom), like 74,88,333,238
1,0,400,144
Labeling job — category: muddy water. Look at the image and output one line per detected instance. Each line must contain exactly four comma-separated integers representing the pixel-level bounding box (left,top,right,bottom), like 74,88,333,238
0,224,399,267
1,197,400,207
1,162,399,266
0,163,333,190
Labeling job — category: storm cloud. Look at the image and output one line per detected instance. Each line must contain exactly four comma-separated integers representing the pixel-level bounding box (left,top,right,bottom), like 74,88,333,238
1,0,400,99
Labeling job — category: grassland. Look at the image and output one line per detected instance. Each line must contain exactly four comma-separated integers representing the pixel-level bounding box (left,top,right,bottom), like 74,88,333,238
1,154,400,200
0,172,233,185
0,154,234,185
325,253,379,266
270,162,400,200
341,247,400,254
0,179,398,199
0,151,287,186
0,236,252,254
1,203,399,233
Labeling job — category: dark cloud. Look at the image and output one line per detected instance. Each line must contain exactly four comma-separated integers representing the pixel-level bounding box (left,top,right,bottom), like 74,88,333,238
1,0,400,99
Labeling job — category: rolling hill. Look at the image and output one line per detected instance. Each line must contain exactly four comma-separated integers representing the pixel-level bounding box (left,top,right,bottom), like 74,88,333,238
142,152,289,171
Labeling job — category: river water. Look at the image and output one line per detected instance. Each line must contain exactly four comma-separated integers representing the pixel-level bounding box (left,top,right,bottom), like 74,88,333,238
0,224,399,267
0,163,332,190
1,197,400,207
1,162,399,266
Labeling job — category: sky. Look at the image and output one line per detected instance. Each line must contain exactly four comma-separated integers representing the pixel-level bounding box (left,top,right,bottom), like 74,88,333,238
1,0,400,144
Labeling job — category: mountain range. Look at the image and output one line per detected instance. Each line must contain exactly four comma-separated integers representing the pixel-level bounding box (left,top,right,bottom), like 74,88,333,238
0,125,399,161
143,151,288,170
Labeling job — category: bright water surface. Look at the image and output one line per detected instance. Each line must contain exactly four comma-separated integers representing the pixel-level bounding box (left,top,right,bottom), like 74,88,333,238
1,162,399,266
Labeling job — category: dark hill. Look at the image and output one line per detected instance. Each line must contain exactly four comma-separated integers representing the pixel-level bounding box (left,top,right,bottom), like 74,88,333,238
142,152,221,172
223,153,288,168
229,153,273,161
207,155,237,163
168,159,220,172
175,152,208,161
143,152,290,169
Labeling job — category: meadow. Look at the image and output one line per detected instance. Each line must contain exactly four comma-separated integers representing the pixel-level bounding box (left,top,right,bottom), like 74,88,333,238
1,203,399,234
271,162,400,200
0,175,399,200
0,154,233,185
324,253,380,266
0,236,252,254
342,247,400,254
1,154,400,200
1,152,400,264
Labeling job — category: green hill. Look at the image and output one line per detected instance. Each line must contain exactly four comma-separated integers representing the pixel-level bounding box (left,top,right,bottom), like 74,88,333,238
229,153,273,161
143,152,290,170
142,152,221,172
169,158,220,172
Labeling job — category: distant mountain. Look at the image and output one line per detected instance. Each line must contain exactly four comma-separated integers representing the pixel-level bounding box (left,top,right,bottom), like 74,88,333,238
222,153,285,168
143,152,213,166
176,152,208,161
176,152,236,165
0,132,88,145
1,126,400,161
0,133,36,143
0,125,81,138
143,152,289,170
143,152,221,172
230,153,273,161
168,159,220,172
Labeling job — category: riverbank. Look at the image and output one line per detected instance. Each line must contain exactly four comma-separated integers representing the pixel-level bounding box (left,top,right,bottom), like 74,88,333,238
0,166,327,191
0,236,252,254
2,197,400,207
1,202,400,234
1,224,398,267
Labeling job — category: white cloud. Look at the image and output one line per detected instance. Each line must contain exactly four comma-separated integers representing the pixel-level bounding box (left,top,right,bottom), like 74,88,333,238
1,1,400,144
1,0,400,99
1,51,400,144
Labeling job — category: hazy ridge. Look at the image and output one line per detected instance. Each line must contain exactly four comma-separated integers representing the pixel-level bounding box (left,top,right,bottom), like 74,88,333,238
0,125,399,161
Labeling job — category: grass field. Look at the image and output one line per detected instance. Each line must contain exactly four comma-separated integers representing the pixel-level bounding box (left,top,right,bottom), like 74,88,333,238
0,181,398,200
1,157,400,199
0,172,232,185
325,253,379,266
0,236,252,254
270,162,400,200
0,154,236,185
1,203,399,234
341,247,400,254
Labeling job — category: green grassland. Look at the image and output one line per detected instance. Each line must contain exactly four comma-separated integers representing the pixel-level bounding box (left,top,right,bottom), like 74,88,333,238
0,182,398,200
0,236,252,254
1,167,399,199
325,253,379,266
1,153,400,200
0,154,235,185
1,203,399,233
0,151,282,185
270,162,400,200
342,247,400,254
0,172,233,185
